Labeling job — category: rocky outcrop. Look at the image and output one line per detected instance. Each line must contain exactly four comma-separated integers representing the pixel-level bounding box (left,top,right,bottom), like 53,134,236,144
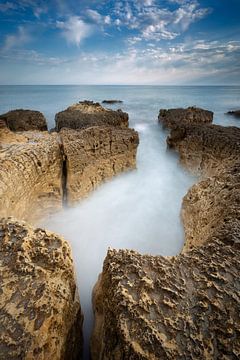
158,107,213,129
0,131,63,223
55,101,128,131
227,109,240,117
60,126,139,205
91,111,240,359
92,243,240,359
0,218,83,360
0,105,138,221
0,109,47,132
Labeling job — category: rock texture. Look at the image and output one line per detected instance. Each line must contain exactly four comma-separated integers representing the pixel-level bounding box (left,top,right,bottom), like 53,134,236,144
91,112,240,359
0,131,63,223
158,107,213,129
92,244,240,360
60,126,139,205
0,109,47,132
55,101,129,131
0,218,83,360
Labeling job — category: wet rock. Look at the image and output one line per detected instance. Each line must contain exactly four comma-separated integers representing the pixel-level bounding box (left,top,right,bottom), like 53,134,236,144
60,126,139,204
227,109,240,117
102,100,123,104
0,218,83,360
0,109,47,132
55,101,128,131
158,107,213,129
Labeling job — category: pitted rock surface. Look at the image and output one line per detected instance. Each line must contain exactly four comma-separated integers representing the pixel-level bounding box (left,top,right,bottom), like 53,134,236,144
55,101,129,131
158,107,213,129
0,218,82,360
60,126,139,204
0,109,47,132
92,245,240,360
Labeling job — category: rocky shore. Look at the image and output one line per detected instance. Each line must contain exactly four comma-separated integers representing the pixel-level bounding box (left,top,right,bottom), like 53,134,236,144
1,103,240,359
92,107,240,359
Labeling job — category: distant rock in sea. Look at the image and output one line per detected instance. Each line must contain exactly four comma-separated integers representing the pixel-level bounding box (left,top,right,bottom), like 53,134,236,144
102,100,123,104
227,109,240,117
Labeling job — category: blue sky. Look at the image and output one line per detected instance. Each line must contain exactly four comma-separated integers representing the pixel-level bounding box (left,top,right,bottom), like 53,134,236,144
0,0,239,84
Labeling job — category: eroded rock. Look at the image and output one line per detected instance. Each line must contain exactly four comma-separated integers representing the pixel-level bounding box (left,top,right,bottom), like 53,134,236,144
55,101,129,131
0,109,47,132
60,126,139,204
158,107,213,129
0,218,83,360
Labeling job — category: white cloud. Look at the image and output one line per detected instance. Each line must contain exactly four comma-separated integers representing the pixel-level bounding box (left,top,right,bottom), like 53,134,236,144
2,26,31,52
86,9,111,25
56,16,92,46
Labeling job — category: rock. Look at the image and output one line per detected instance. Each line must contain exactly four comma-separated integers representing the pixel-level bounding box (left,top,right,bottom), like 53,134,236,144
0,218,83,360
60,126,139,205
158,107,213,129
55,101,128,131
227,109,240,117
0,109,47,132
0,131,63,223
92,112,240,359
102,100,123,104
92,243,240,359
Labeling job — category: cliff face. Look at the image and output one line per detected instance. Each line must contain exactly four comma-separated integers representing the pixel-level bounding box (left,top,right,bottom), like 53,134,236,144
158,107,213,129
0,105,139,221
0,131,63,223
60,126,139,204
92,113,240,359
55,101,129,131
0,218,82,360
0,109,47,132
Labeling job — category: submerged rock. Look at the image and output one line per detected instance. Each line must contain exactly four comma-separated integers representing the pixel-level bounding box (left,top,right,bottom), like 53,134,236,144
55,101,128,131
158,107,213,129
60,126,139,205
227,109,240,117
0,218,83,360
0,109,47,132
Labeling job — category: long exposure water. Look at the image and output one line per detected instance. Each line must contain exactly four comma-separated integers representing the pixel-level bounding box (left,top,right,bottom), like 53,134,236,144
1,85,240,358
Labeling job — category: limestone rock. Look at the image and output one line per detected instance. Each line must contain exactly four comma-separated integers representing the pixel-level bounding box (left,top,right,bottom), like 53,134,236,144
55,101,129,131
0,109,47,132
60,126,139,204
0,218,82,360
158,107,213,129
0,131,63,223
92,244,240,359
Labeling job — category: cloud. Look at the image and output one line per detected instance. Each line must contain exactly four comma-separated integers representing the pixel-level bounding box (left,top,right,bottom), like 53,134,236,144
2,26,31,52
0,2,16,12
56,16,93,46
86,9,111,25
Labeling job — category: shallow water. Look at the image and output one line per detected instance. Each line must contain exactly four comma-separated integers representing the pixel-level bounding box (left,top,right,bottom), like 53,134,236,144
1,85,240,358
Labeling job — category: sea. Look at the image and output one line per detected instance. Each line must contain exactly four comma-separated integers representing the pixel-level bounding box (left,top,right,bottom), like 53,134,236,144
1,85,240,357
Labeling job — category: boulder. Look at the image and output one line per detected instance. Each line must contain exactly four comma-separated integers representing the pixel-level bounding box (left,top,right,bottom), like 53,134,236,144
55,101,128,131
158,107,213,129
60,126,139,204
0,109,47,132
0,218,83,360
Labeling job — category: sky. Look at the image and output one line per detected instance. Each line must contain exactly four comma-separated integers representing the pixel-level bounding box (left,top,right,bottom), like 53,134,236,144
0,0,240,85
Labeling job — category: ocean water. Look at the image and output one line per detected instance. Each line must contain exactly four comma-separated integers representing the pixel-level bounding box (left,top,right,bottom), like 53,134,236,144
1,85,240,357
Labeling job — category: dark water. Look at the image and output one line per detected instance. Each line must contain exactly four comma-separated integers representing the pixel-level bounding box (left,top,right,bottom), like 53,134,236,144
1,85,239,358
